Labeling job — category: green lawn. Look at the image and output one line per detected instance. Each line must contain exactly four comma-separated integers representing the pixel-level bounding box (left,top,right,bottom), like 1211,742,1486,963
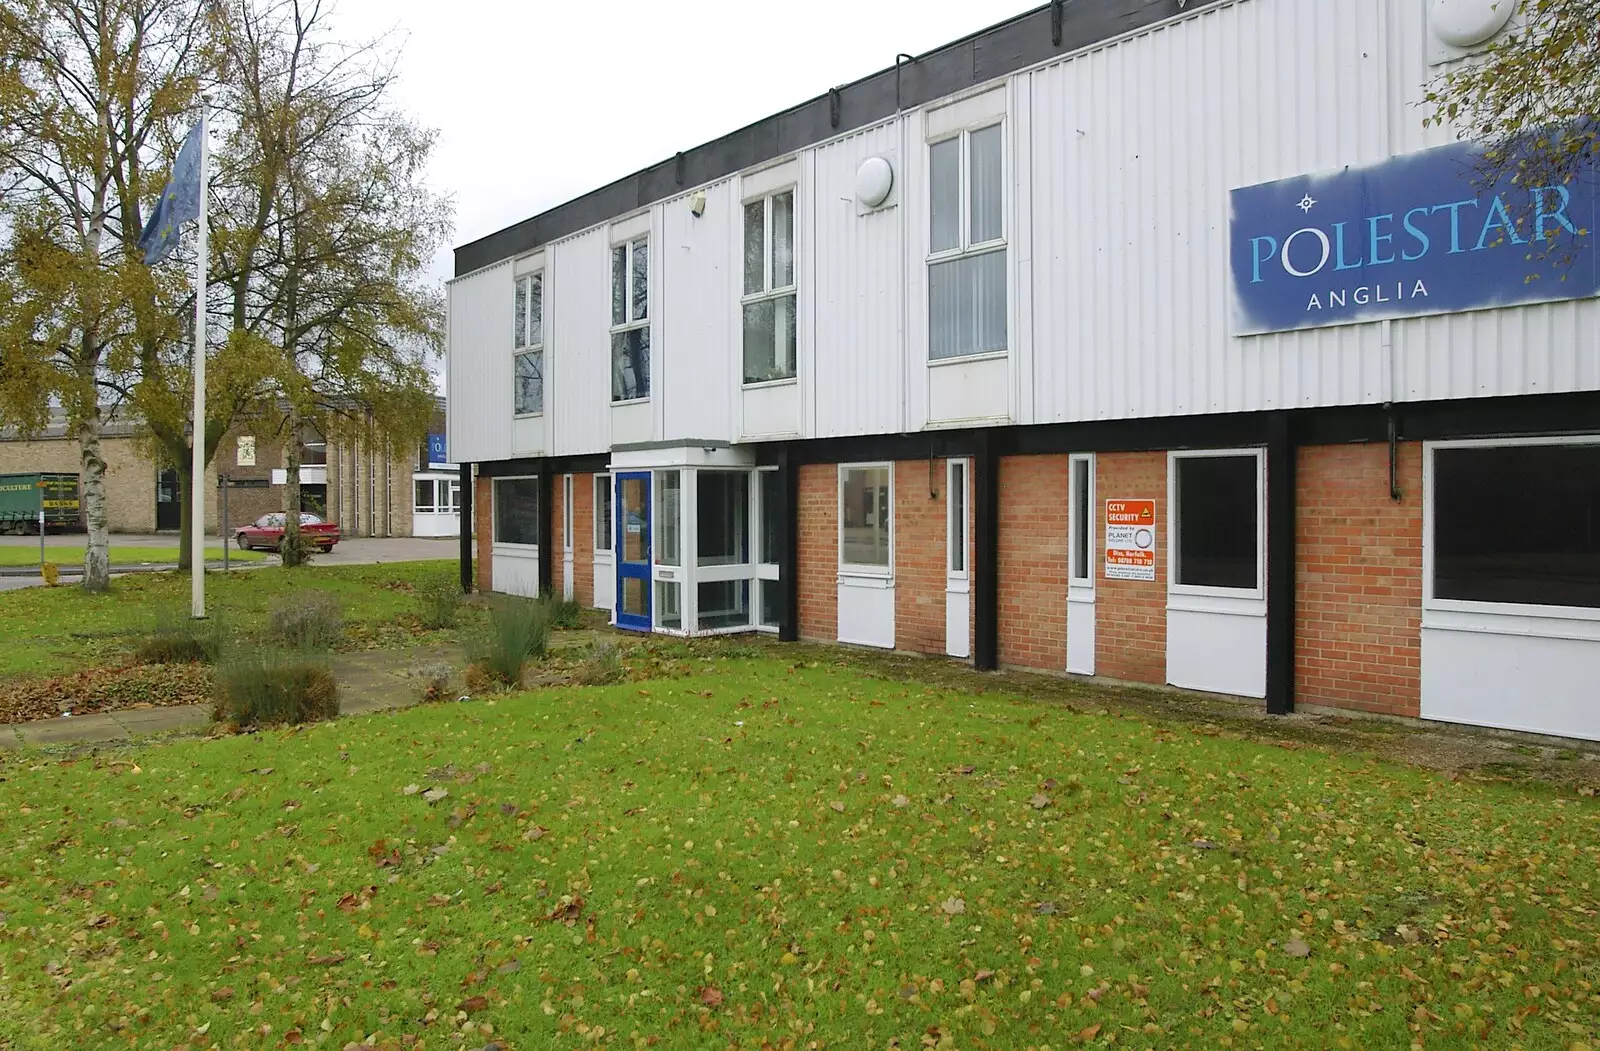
0,560,460,679
1,654,1596,1048
0,544,265,567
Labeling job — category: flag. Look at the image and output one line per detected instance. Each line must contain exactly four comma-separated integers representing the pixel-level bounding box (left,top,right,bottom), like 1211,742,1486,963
137,119,204,265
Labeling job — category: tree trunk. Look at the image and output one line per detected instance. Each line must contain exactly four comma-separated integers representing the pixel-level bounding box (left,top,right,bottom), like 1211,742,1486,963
282,405,304,565
175,461,195,571
77,408,111,592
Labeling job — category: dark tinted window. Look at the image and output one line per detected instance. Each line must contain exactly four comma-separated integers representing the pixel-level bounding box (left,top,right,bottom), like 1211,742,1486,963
493,477,540,546
1176,455,1259,590
760,470,782,564
1434,444,1600,609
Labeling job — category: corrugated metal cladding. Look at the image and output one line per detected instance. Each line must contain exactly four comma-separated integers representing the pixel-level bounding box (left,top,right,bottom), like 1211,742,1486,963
810,120,906,439
548,229,612,457
448,0,1600,462
660,180,736,443
445,261,512,464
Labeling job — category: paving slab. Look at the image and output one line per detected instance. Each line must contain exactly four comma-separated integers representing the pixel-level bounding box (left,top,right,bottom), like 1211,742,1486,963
112,706,212,735
16,713,130,747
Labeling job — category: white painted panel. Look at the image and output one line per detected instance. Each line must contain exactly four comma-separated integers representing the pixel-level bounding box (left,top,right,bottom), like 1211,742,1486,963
549,229,612,457
1029,0,1390,424
446,262,514,463
612,401,652,446
1422,625,1600,741
491,548,539,598
741,382,800,439
1066,596,1095,674
661,181,736,442
838,575,895,648
810,121,905,438
411,512,459,538
1166,606,1266,698
928,357,1010,425
593,553,615,612
510,415,545,457
945,586,970,658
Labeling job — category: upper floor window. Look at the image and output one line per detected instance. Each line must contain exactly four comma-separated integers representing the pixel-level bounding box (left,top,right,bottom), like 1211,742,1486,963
742,190,796,384
928,123,1006,361
514,272,543,415
610,237,649,401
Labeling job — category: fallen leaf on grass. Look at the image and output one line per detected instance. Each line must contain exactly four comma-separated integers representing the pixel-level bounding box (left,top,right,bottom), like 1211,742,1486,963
699,985,723,1008
1035,901,1057,915
1029,793,1051,810
306,953,346,966
941,897,966,915
892,794,910,808
421,787,449,804
456,995,488,1013
829,800,845,813
210,986,234,1002
523,825,548,841
546,896,584,926
1075,1023,1101,1043
1283,938,1312,958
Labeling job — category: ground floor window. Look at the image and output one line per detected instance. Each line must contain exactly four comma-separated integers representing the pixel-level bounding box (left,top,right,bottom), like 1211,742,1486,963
1069,454,1094,584
699,579,751,631
492,476,539,546
697,471,750,566
1432,440,1600,610
414,478,459,515
840,464,892,570
1172,451,1262,592
595,474,613,551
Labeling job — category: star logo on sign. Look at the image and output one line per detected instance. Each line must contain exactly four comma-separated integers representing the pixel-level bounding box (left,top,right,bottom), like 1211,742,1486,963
1296,193,1317,213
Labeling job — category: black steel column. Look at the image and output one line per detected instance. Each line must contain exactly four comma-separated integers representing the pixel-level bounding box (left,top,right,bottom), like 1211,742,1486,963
776,447,799,642
972,433,1000,671
458,463,474,594
537,463,554,596
1265,412,1296,715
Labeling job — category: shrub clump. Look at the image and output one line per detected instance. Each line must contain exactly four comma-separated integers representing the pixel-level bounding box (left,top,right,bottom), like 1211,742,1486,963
213,650,339,728
136,607,227,665
571,640,625,686
541,593,584,630
408,660,455,702
415,573,462,630
466,596,549,689
266,590,345,650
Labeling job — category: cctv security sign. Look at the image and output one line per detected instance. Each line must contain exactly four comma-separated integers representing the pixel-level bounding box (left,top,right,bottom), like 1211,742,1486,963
1230,142,1600,336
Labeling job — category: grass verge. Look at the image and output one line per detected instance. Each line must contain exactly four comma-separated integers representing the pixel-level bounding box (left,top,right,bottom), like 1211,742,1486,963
0,655,1595,1047
0,544,265,567
0,560,463,680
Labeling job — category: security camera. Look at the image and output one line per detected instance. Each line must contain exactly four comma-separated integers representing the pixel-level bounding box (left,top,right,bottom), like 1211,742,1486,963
688,191,707,218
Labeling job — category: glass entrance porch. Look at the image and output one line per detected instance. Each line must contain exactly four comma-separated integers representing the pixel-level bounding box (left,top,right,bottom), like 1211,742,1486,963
609,455,782,637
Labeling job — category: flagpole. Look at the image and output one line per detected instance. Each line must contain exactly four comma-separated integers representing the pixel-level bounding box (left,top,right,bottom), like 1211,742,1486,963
191,98,209,619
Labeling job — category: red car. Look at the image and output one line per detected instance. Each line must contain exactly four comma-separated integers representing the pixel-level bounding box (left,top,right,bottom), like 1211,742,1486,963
235,512,341,553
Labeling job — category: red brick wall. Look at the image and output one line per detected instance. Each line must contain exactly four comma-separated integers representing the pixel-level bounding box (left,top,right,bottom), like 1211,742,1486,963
893,458,959,655
1296,442,1423,717
797,464,837,641
997,454,1069,671
1095,452,1167,684
570,472,595,608
474,475,492,592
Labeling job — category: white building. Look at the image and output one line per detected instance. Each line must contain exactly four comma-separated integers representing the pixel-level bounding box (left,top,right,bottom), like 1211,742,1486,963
447,0,1600,741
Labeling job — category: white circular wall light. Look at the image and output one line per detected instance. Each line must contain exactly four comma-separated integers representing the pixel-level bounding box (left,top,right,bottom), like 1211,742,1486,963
855,156,894,209
1429,0,1516,48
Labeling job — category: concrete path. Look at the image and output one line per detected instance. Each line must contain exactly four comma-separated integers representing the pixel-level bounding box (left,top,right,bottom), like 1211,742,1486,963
0,645,464,750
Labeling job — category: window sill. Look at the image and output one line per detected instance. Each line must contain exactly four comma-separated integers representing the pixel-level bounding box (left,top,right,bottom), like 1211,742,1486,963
1424,597,1600,625
742,376,798,390
611,397,650,407
1167,586,1266,612
491,542,540,556
513,412,543,420
838,568,894,585
928,350,1008,368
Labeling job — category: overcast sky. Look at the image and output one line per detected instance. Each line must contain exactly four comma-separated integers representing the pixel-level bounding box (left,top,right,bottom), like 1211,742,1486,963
329,0,1037,285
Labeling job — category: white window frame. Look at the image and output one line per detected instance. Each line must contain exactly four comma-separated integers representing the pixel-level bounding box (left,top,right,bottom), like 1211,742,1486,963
562,474,573,552
1068,453,1095,587
946,458,970,578
513,271,544,417
490,474,540,551
1167,449,1266,600
593,473,613,553
741,188,798,387
414,478,437,514
754,466,781,633
610,237,650,404
1423,435,1600,625
926,120,1007,364
838,462,895,578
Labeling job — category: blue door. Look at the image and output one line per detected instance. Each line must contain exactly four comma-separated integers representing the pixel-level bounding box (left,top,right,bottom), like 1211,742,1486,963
615,472,652,631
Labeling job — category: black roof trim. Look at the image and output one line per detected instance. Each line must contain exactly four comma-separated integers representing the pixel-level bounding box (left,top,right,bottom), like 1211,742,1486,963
455,0,1210,276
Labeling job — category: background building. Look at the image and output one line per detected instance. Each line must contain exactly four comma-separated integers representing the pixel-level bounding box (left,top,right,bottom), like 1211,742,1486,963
446,0,1600,742
0,400,453,538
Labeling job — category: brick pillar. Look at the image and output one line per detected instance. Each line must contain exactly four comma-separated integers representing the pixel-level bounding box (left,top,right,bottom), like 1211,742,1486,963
1095,452,1167,684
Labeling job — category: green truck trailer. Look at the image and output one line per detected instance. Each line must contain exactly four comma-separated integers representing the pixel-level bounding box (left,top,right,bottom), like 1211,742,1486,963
0,473,83,534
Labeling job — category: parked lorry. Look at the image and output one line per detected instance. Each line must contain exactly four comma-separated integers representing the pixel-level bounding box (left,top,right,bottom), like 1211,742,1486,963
0,473,83,534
